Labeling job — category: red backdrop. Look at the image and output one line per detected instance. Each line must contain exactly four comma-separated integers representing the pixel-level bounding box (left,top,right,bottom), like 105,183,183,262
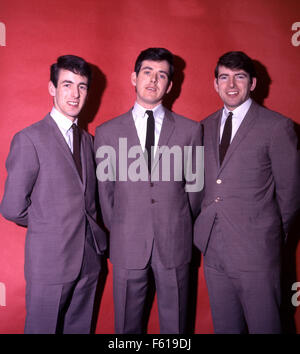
0,0,299,334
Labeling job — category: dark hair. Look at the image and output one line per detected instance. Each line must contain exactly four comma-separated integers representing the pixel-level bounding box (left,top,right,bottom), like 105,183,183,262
214,51,256,83
134,47,174,81
50,55,92,88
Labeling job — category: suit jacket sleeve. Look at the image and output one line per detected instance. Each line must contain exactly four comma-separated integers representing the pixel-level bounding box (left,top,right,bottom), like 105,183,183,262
186,122,204,220
269,118,300,236
0,131,39,226
94,125,115,231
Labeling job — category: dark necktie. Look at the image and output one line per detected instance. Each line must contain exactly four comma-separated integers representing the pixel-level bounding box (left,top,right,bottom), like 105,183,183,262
219,111,233,165
72,123,82,180
145,110,155,173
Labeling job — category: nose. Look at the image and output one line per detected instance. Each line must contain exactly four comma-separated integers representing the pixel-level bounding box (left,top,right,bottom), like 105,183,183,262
150,72,158,83
228,76,236,88
72,85,80,98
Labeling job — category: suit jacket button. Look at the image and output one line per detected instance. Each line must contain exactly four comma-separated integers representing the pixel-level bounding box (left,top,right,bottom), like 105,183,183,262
150,182,154,187
151,199,156,204
216,179,222,184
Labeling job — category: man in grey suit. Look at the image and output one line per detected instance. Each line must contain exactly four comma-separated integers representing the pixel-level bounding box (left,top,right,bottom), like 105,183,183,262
0,55,106,333
194,51,300,333
94,48,202,333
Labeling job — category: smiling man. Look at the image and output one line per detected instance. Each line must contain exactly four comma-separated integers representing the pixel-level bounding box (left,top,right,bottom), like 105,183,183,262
94,47,202,333
0,55,107,333
194,51,300,333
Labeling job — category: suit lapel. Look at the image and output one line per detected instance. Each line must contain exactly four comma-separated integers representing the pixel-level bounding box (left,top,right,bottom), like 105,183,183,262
218,101,258,172
45,114,83,185
122,109,143,149
120,110,147,177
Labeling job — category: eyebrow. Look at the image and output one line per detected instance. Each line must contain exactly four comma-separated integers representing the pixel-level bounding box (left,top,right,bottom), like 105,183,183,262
61,80,88,86
218,72,247,77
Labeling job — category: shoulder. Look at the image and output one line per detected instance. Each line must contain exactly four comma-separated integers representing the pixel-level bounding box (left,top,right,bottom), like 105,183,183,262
11,115,50,144
254,102,290,121
95,110,131,135
201,109,222,126
167,109,199,129
251,102,295,133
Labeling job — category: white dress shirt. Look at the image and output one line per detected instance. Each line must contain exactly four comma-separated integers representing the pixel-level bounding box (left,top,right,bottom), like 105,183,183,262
132,102,165,156
219,98,252,143
50,107,78,153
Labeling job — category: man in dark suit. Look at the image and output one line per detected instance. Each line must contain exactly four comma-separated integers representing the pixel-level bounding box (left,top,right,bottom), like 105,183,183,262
194,51,300,333
0,55,106,333
94,48,202,333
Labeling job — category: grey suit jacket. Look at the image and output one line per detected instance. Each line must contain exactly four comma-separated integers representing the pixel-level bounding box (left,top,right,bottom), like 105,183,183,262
0,114,107,284
194,101,300,271
94,108,202,269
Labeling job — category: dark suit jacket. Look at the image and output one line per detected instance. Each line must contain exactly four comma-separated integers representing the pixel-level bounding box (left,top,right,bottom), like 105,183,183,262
0,114,107,284
194,101,300,271
94,108,202,269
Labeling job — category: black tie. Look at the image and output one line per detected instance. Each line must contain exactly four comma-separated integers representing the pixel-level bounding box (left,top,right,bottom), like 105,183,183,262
145,110,155,173
219,112,233,165
72,123,82,180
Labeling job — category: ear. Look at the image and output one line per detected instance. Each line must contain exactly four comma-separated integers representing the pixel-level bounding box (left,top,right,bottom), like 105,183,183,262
48,81,56,97
213,78,219,93
166,80,173,94
131,72,137,87
250,77,257,92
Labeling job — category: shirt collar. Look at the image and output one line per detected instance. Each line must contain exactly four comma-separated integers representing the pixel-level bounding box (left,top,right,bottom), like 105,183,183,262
50,107,78,132
132,102,165,120
223,98,252,120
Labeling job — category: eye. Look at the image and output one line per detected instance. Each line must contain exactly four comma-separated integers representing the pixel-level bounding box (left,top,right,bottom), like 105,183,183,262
159,74,167,80
79,85,88,91
236,74,247,80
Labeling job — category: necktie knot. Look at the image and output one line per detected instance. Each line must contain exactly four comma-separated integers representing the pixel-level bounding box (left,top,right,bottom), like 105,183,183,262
146,110,154,118
72,123,78,132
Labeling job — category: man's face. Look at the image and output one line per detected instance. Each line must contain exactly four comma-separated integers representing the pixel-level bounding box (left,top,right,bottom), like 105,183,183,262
131,60,173,109
214,65,256,110
48,69,88,121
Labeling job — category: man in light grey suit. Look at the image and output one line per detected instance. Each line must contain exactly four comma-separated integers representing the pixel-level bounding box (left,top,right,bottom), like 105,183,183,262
194,51,300,333
94,48,202,333
0,55,106,333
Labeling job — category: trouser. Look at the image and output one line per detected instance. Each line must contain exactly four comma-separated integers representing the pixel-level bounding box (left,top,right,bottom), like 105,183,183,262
24,223,101,334
113,240,190,334
204,217,282,334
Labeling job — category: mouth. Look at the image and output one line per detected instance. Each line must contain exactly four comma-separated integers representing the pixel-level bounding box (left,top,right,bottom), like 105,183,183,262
67,101,79,107
227,91,239,96
146,86,157,92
